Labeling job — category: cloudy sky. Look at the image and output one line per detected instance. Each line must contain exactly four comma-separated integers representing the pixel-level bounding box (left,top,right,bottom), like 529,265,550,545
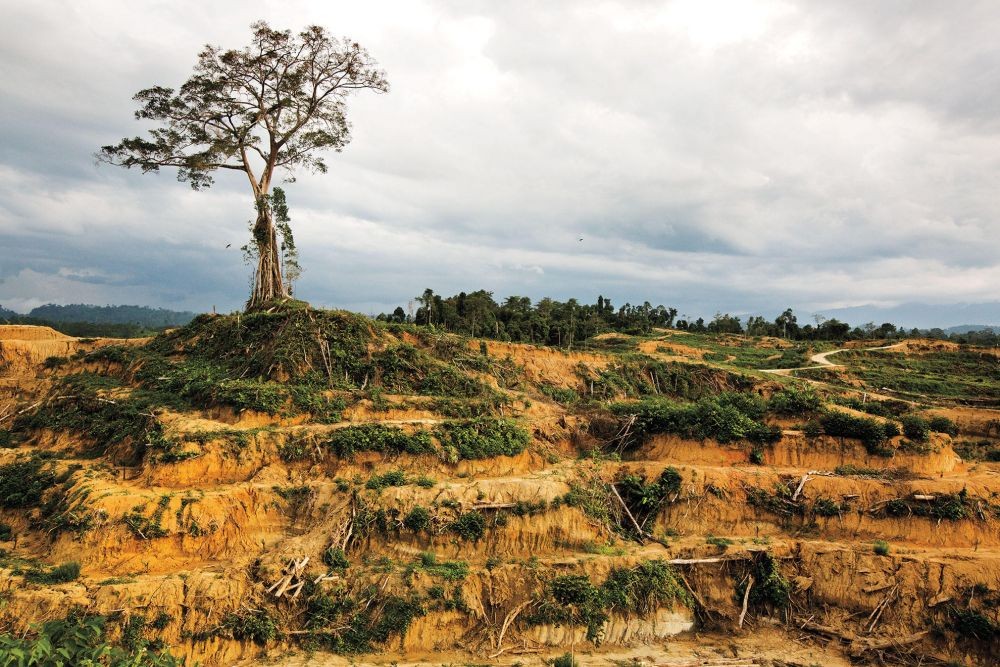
1,0,999,322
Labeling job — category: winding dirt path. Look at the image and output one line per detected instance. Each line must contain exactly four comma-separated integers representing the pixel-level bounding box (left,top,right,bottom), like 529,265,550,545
762,341,906,376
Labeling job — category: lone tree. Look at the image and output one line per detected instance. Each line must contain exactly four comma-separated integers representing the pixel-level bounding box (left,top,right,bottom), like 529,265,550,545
99,21,388,309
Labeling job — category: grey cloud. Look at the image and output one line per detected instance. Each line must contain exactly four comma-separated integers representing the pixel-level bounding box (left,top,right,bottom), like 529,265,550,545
1,0,999,322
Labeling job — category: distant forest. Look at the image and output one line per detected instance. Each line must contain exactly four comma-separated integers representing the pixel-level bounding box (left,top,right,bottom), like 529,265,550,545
377,289,1000,347
0,304,195,338
0,296,995,345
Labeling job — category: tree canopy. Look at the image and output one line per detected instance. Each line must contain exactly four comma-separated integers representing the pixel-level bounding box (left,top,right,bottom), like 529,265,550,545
99,21,388,308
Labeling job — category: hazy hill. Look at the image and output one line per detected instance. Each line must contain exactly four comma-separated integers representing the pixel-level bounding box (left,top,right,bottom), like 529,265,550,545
816,301,1000,330
26,304,196,328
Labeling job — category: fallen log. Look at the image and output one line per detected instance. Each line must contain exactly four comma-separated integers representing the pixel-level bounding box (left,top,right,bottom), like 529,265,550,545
796,618,856,643
848,631,928,656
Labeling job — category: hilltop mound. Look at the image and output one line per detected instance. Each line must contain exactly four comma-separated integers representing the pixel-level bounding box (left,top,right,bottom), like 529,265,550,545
0,324,70,341
0,314,998,665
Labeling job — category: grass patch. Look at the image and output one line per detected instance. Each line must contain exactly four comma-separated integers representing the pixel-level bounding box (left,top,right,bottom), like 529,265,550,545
412,552,469,580
25,561,81,584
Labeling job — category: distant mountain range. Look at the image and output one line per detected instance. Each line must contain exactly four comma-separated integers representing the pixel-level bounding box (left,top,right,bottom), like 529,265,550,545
0,304,197,328
814,302,1000,331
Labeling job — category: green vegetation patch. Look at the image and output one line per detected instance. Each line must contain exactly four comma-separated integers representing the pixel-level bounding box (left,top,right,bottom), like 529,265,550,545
880,489,979,521
609,392,780,448
767,386,821,416
325,425,435,457
14,373,164,459
577,357,755,402
525,560,690,642
435,418,530,459
819,410,896,456
24,561,81,585
221,609,278,645
324,419,530,461
305,586,425,654
808,348,1000,405
736,552,791,610
0,613,180,666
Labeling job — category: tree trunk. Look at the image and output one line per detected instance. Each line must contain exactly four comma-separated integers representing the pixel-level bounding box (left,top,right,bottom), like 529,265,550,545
247,199,287,309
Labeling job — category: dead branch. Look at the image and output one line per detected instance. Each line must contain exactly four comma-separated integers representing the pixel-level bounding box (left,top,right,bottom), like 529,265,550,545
610,483,648,542
791,474,810,501
738,575,754,628
848,631,928,656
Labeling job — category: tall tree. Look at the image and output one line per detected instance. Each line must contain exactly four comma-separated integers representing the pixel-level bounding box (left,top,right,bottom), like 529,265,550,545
98,21,389,309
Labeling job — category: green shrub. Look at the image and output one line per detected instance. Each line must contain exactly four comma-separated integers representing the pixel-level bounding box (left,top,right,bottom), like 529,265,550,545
739,553,790,609
929,416,959,436
25,561,81,584
325,425,435,458
450,511,486,541
747,423,782,445
527,560,689,643
873,540,890,556
768,387,821,415
614,468,682,536
716,391,767,420
436,418,530,459
0,523,12,541
802,420,822,438
901,415,930,442
819,411,892,455
882,421,901,437
883,492,970,521
550,653,578,667
610,393,780,447
812,498,843,517
222,609,277,645
13,374,165,458
123,496,171,539
305,591,424,653
0,429,12,448
706,535,734,551
834,396,910,418
748,448,764,465
600,559,690,614
322,547,350,571
0,613,180,666
365,470,408,490
403,506,431,532
0,457,56,509
950,606,997,640
745,485,805,518
547,574,606,641
541,385,580,404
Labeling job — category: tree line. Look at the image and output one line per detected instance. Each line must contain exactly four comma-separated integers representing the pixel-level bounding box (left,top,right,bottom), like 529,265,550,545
377,290,1000,347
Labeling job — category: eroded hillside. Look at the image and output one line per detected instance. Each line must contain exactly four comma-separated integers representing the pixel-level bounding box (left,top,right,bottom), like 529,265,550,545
0,307,998,666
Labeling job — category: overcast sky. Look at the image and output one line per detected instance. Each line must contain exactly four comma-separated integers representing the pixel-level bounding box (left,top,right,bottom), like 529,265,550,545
1,0,999,322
